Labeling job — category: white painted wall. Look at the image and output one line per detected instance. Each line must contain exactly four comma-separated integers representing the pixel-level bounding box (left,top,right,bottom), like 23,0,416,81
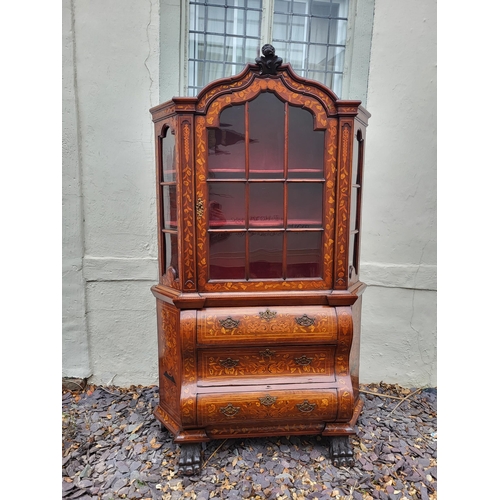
62,0,161,385
360,0,437,386
62,0,436,388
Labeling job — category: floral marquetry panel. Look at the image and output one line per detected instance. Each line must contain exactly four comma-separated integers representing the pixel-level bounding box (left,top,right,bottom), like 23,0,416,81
198,389,338,426
198,345,336,385
196,306,338,346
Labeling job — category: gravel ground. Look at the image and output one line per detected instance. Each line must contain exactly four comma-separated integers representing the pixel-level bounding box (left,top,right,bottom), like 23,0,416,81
62,383,437,500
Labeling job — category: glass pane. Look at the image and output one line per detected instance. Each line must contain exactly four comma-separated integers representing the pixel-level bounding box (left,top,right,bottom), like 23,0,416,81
208,183,246,228
291,15,307,41
225,36,245,64
288,106,324,178
208,104,246,179
249,93,285,178
327,45,345,73
274,0,292,13
350,186,358,232
246,10,261,38
164,232,179,277
288,42,307,69
249,183,284,228
226,8,245,36
248,0,262,9
288,184,323,228
308,44,328,72
249,232,283,279
206,6,225,33
210,232,246,280
330,20,347,47
163,185,177,229
189,3,204,32
287,232,322,278
245,39,261,62
206,35,225,61
273,14,290,40
348,230,355,273
161,130,176,182
311,0,332,17
309,18,330,46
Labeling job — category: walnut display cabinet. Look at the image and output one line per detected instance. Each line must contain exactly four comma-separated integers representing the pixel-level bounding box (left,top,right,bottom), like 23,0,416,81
150,45,370,475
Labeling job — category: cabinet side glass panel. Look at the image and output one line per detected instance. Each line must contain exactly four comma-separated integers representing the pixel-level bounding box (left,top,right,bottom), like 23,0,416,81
207,104,246,179
249,92,285,179
288,106,324,178
164,232,179,278
162,185,178,230
162,129,176,183
160,126,179,280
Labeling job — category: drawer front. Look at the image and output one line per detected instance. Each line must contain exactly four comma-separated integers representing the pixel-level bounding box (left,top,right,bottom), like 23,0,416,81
198,345,336,385
197,306,338,346
198,389,338,426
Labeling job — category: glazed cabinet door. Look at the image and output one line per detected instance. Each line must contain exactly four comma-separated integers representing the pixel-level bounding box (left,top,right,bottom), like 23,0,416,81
195,90,338,293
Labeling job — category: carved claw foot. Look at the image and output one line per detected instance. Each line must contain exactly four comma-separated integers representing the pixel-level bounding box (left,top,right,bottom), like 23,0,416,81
178,443,202,476
329,436,355,467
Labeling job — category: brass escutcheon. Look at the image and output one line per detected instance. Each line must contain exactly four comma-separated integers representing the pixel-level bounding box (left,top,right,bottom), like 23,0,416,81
295,314,315,327
259,308,277,321
219,358,239,369
294,355,313,366
219,317,240,329
219,403,240,417
296,400,316,413
259,348,276,358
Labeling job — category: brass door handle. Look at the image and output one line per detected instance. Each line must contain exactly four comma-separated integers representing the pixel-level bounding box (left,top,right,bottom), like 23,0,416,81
196,198,204,219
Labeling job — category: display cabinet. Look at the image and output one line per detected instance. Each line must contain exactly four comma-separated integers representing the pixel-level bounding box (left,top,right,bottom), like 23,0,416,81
150,45,370,475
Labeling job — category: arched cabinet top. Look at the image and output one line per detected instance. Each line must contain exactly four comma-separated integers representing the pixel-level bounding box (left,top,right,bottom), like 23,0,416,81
150,45,366,124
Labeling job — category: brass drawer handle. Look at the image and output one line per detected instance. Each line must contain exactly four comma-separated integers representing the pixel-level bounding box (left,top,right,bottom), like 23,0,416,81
296,400,317,413
219,403,240,417
259,309,277,321
259,394,277,406
219,317,240,329
295,314,315,327
294,355,313,366
219,358,239,368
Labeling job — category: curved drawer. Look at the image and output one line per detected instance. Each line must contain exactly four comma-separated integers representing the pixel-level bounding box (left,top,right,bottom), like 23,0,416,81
198,345,336,386
197,306,338,346
198,389,338,426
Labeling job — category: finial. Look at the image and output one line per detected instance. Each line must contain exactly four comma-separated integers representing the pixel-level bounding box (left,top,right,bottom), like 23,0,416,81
255,44,283,75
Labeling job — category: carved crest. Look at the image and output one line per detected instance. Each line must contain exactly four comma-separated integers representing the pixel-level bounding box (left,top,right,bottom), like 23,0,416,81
255,44,283,75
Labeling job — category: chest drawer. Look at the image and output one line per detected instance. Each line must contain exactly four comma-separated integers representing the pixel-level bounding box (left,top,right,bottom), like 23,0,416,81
198,389,338,426
198,345,336,386
196,306,338,346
